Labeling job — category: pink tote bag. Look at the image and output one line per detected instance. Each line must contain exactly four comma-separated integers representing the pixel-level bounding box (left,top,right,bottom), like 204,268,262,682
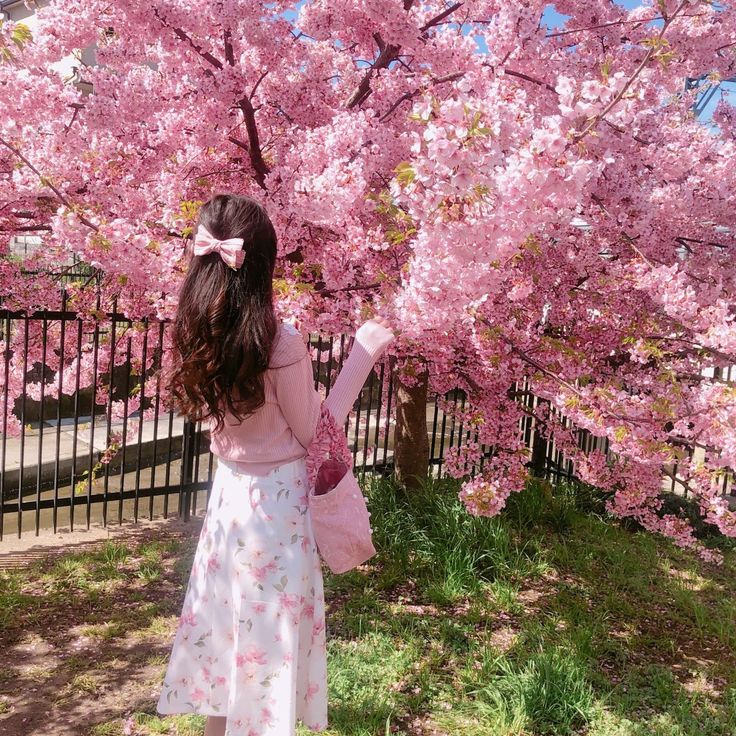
304,403,376,575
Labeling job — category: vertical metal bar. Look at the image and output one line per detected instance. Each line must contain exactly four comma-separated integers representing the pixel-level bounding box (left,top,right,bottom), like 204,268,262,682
102,304,118,527
360,368,375,474
352,360,363,467
462,417,474,476
149,321,165,520
17,315,30,537
324,335,335,398
340,334,350,436
315,333,325,390
133,324,149,523
470,429,480,478
114,334,131,524
456,391,467,473
437,390,451,477
34,315,49,535
337,333,347,372
429,392,440,465
179,419,196,521
0,313,11,540
448,389,460,450
163,401,175,519
191,420,203,514
85,293,102,530
52,296,67,534
206,446,215,507
69,318,83,531
382,355,394,467
524,381,535,450
372,361,385,472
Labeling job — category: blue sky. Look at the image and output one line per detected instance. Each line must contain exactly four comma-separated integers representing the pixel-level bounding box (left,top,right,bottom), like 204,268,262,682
543,0,643,27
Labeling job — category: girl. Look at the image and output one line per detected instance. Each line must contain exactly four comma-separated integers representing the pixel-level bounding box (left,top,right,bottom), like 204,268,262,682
156,193,395,736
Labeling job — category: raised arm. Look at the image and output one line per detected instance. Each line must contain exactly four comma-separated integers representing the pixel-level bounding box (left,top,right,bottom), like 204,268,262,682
322,320,395,428
273,319,395,451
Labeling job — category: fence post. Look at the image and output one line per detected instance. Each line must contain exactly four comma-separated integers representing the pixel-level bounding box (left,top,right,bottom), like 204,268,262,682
530,396,549,478
179,419,197,521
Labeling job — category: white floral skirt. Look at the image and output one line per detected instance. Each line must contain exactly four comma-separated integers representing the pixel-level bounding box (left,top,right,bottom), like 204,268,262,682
156,456,328,735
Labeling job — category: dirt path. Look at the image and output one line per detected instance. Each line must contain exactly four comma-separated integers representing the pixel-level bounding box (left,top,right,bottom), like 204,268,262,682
0,515,203,736
0,514,201,569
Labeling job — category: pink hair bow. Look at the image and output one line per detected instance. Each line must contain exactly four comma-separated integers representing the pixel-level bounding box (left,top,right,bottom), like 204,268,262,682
193,225,245,270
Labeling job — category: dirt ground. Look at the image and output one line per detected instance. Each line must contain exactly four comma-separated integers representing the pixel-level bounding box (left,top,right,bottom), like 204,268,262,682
0,514,204,736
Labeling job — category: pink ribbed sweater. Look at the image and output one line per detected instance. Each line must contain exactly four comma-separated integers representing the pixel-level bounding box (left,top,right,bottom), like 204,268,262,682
208,320,395,475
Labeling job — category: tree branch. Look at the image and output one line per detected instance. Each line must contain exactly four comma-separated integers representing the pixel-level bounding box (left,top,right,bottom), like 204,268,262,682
223,28,235,66
380,71,464,121
346,39,401,109
547,15,663,38
0,224,52,232
250,70,269,100
571,0,690,144
676,235,731,251
346,2,463,109
503,68,556,93
153,9,224,71
220,29,270,189
0,136,99,232
316,281,383,297
419,2,464,33
236,95,270,190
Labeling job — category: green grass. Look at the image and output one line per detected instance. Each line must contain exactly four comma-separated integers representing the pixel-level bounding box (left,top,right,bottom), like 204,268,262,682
3,475,736,736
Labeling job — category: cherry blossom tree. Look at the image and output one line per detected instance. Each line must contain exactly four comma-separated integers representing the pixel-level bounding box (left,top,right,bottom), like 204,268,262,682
1,0,736,560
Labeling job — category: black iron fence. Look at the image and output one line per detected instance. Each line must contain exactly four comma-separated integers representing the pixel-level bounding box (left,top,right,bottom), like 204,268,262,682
0,307,732,539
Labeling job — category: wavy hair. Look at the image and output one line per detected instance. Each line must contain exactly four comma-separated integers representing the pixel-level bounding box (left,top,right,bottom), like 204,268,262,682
168,193,278,432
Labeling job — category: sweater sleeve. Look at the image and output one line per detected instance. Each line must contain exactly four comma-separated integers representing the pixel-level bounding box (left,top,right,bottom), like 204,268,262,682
322,321,395,428
273,320,395,450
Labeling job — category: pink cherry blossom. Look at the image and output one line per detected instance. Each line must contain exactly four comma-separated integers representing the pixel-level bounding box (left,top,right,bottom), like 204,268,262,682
0,0,734,563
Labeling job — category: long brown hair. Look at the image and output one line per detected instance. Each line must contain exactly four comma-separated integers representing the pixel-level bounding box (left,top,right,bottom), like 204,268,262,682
168,193,278,432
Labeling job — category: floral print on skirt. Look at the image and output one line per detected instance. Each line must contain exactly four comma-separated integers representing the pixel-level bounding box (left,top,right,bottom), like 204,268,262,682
156,456,328,735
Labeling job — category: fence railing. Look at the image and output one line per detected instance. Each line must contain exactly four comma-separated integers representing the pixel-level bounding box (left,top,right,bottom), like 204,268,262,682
0,307,732,539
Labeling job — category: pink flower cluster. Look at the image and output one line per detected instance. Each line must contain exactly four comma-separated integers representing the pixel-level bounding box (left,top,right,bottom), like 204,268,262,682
0,0,734,559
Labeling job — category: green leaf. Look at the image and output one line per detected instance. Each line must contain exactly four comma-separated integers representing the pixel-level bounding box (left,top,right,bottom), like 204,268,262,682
10,22,32,49
394,161,415,187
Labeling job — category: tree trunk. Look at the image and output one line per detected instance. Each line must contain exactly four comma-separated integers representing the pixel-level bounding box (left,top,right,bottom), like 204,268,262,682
393,363,430,491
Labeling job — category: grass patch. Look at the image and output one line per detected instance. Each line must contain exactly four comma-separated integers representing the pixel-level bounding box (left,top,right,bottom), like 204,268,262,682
452,645,598,735
365,473,549,602
3,475,736,736
327,631,423,734
0,569,40,631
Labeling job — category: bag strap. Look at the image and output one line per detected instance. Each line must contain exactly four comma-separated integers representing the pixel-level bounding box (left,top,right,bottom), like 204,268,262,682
305,403,354,490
